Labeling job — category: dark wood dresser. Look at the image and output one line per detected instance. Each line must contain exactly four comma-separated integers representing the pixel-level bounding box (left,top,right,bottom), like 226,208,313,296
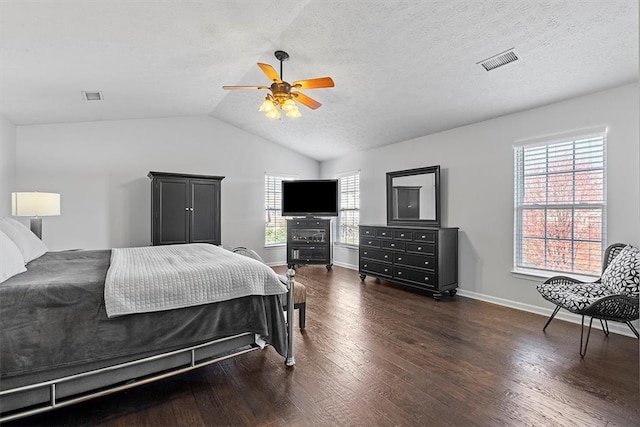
359,225,458,299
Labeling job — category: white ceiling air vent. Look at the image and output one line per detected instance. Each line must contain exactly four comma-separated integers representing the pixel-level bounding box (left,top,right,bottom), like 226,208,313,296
477,49,519,71
82,91,103,101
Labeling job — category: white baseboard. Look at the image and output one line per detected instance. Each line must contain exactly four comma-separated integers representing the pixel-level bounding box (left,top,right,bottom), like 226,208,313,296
331,261,358,270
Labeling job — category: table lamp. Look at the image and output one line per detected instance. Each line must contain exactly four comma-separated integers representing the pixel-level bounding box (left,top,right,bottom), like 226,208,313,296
11,192,61,239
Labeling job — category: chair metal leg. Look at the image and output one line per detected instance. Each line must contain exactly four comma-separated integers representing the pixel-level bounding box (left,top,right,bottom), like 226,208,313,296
543,306,562,331
626,321,639,338
580,315,594,358
599,319,609,336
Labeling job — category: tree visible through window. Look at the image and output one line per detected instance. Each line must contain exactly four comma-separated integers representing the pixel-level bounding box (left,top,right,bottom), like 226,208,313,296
265,175,292,245
514,131,606,276
336,172,360,245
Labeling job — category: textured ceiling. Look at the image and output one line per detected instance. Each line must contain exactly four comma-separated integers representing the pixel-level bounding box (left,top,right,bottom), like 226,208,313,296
1,1,638,161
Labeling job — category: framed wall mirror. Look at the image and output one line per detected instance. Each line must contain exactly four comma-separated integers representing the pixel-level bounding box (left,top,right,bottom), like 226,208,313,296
386,165,440,228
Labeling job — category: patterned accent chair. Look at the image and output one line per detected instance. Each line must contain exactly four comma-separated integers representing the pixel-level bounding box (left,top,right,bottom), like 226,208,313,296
536,243,639,357
231,247,307,329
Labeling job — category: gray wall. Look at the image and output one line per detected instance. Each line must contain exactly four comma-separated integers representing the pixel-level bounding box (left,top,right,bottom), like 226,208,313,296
15,115,319,264
0,115,17,217
322,83,639,335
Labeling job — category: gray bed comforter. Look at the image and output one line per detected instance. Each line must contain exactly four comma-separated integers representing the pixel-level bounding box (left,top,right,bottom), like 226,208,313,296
0,250,287,380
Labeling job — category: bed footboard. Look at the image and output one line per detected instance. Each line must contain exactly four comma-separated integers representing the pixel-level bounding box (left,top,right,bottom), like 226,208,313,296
0,333,262,422
285,267,296,367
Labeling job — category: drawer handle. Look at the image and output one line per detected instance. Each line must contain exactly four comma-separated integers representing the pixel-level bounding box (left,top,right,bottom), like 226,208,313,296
384,268,389,272
381,232,387,236
424,277,429,281
364,264,368,267
418,247,422,250
398,257,402,261
390,243,395,247
400,233,405,237
424,261,429,265
364,251,368,255
384,255,388,259
397,271,402,275
421,235,426,238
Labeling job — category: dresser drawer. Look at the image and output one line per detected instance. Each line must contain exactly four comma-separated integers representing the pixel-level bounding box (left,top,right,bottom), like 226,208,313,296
406,242,435,256
393,230,412,241
291,218,327,228
361,238,381,248
381,240,406,251
360,247,392,263
394,253,435,271
360,226,377,238
360,260,392,278
413,231,437,243
376,229,393,239
394,266,436,289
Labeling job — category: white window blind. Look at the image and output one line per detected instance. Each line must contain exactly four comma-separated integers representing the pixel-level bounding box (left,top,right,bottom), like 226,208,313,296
336,172,360,245
514,131,606,276
265,174,293,245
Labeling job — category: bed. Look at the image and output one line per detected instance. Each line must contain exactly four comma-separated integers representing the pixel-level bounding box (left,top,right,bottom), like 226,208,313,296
0,243,296,422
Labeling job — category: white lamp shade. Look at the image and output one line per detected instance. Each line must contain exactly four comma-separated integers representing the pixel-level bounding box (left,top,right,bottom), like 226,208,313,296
11,192,61,216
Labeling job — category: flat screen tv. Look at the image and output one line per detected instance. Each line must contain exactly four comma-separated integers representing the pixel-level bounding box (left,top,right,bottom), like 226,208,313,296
281,179,339,217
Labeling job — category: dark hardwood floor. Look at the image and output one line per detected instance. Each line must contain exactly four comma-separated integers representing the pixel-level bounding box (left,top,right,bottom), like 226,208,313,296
6,265,639,426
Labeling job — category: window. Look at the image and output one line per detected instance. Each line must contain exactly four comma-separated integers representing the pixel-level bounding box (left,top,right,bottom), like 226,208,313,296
336,172,360,245
265,174,293,245
514,129,606,276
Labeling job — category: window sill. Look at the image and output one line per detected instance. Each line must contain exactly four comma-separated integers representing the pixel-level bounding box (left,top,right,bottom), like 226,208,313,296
511,268,599,284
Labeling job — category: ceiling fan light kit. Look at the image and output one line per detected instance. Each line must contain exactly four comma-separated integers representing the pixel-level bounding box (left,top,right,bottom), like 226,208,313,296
223,50,334,120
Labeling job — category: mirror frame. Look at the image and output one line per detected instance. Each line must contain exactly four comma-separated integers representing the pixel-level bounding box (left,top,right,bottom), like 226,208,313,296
386,165,441,228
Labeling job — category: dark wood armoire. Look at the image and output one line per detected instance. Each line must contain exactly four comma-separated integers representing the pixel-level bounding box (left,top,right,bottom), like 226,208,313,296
148,171,224,246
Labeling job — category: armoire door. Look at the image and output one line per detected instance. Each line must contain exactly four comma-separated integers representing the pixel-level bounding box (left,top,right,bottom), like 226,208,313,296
156,178,190,245
190,179,221,244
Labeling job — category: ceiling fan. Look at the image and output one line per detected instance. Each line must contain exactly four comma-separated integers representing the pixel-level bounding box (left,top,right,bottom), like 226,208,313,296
223,50,334,119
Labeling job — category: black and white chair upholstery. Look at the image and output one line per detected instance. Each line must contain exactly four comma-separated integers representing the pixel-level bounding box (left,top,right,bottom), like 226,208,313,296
536,243,639,357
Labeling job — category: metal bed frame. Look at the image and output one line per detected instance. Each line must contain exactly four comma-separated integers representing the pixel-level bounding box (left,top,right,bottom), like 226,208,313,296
0,269,296,423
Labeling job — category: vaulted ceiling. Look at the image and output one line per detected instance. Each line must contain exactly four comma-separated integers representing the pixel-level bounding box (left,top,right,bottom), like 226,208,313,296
1,1,637,161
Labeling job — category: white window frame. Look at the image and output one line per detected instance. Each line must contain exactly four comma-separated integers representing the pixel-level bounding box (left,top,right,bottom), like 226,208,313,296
335,171,360,246
264,174,295,246
513,127,607,278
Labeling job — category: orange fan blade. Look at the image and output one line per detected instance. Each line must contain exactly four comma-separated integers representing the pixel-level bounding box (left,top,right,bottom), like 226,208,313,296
291,77,334,90
292,92,321,110
257,63,281,83
222,85,269,90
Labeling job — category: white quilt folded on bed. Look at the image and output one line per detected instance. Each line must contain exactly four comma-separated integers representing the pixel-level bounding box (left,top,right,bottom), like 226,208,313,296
104,244,287,317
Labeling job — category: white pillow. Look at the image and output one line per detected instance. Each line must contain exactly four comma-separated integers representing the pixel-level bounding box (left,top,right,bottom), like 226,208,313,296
0,217,48,263
0,229,27,282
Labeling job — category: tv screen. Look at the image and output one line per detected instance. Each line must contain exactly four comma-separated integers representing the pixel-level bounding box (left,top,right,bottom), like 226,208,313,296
282,180,339,217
